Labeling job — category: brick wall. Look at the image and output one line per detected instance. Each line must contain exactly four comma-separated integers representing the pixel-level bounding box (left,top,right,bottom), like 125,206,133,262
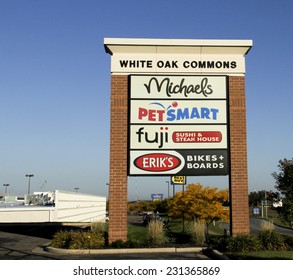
228,76,250,235
108,75,128,243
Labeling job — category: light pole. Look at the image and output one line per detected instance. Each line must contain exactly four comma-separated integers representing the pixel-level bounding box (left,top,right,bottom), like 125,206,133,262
3,184,9,195
265,191,268,219
165,181,170,198
25,174,34,194
173,183,175,197
74,187,79,192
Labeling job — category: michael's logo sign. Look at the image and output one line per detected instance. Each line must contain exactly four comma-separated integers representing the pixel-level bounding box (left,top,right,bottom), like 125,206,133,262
130,75,227,100
144,77,213,98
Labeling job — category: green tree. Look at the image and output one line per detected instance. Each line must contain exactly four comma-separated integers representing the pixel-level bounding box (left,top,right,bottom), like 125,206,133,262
248,190,280,207
249,191,262,207
272,158,293,226
152,199,169,214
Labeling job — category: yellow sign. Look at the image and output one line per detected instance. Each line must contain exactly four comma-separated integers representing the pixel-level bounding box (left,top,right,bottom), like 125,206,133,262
171,176,186,185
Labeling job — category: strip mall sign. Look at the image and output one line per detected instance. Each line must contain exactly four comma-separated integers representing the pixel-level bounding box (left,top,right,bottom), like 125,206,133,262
128,75,229,176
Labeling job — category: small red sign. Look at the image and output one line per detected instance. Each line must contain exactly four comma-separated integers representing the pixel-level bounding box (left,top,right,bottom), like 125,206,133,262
172,131,222,143
134,153,181,172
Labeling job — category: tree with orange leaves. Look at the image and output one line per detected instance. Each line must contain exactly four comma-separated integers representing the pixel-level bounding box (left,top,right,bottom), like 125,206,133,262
167,183,229,233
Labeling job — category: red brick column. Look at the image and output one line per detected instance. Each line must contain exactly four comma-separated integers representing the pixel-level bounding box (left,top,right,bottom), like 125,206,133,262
229,76,250,236
108,75,128,243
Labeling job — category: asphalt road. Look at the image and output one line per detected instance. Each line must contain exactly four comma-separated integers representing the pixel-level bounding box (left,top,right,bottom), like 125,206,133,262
249,218,293,235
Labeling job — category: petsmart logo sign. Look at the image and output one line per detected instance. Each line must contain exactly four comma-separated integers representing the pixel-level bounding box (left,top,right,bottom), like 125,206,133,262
140,101,219,121
130,100,227,124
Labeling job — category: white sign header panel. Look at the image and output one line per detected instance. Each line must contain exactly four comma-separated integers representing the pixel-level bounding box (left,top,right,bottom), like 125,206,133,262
111,54,245,73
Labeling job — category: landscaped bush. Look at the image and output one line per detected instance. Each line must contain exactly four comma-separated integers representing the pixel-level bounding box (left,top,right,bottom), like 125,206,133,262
68,230,105,249
258,229,287,251
283,235,293,249
110,239,142,248
50,228,105,249
90,221,105,234
226,234,261,253
260,220,275,231
210,236,232,252
213,231,292,254
146,219,169,246
49,230,73,249
48,218,293,252
191,220,206,244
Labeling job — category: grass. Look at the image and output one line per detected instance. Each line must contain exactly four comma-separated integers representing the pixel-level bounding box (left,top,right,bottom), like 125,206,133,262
127,224,147,244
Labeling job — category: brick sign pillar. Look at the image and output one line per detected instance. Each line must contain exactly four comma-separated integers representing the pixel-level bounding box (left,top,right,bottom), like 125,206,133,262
104,38,252,242
229,76,250,235
108,75,128,243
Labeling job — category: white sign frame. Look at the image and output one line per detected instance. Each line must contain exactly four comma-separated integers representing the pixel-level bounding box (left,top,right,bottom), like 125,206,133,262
128,75,229,176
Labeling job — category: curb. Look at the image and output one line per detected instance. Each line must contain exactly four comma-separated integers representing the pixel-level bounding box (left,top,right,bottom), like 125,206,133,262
45,246,207,255
211,249,230,260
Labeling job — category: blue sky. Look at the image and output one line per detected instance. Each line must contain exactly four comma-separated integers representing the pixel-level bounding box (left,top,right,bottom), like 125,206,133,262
1,0,292,200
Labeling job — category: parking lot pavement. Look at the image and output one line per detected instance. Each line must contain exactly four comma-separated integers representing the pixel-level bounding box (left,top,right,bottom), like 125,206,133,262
0,230,55,260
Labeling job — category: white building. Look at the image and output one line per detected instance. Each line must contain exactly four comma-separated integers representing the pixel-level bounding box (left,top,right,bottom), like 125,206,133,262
0,190,106,223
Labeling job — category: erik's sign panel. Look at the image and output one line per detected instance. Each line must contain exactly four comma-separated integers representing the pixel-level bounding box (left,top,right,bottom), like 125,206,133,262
128,75,229,176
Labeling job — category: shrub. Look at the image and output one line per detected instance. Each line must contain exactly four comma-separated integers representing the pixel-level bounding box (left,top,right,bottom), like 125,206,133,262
213,236,232,252
50,230,73,249
283,235,293,249
261,220,275,231
191,220,206,244
110,239,124,248
110,239,141,248
90,221,105,234
50,228,105,249
226,234,261,253
146,219,169,246
68,230,105,249
258,229,287,251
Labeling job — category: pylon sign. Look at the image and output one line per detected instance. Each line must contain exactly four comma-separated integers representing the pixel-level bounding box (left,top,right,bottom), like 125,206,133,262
171,176,186,185
128,75,229,176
